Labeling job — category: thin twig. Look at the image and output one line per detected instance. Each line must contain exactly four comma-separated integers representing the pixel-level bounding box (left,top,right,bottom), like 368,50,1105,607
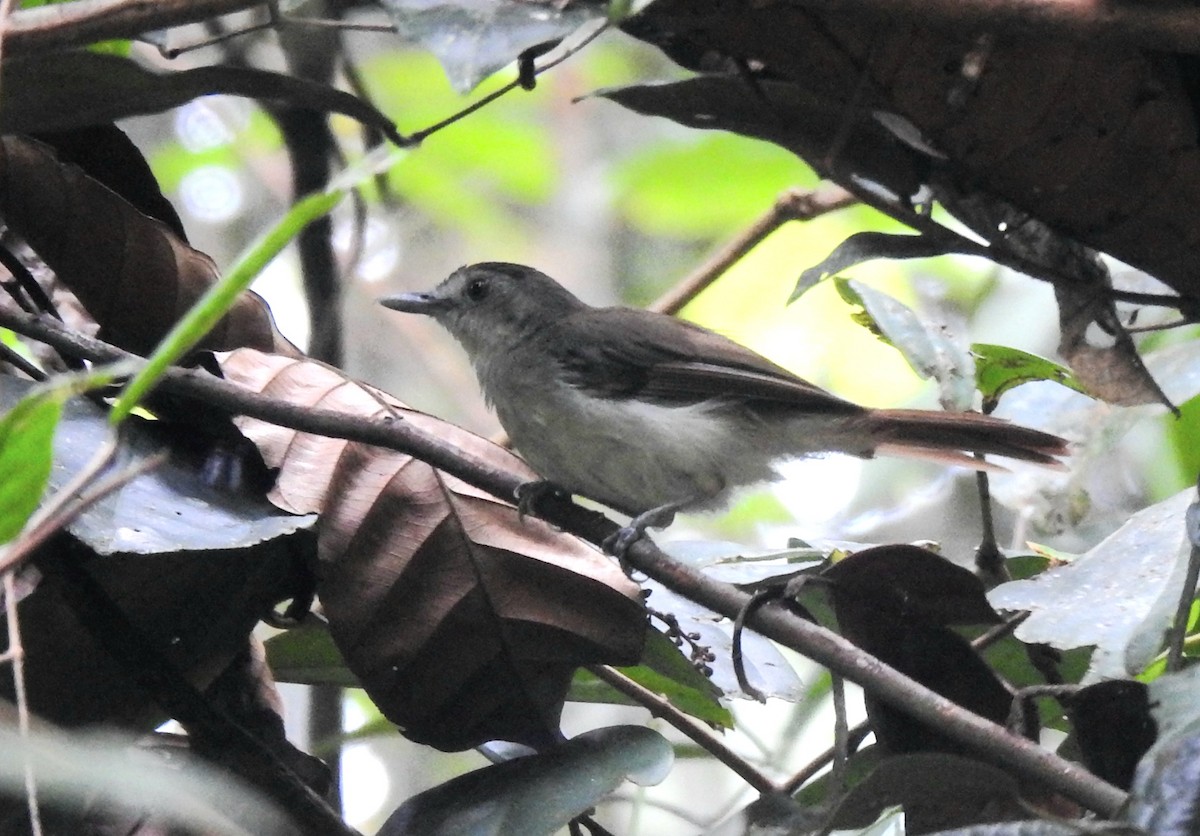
973,467,1004,583
649,186,858,316
407,21,609,146
828,673,849,796
4,572,41,836
778,722,871,794
588,664,777,794
1166,488,1200,672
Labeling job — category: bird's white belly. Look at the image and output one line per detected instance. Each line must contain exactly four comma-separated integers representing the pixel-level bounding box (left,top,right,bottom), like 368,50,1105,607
496,385,774,514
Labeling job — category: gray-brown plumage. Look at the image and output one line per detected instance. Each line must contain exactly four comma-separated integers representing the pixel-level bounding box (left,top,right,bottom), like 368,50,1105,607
382,263,1067,547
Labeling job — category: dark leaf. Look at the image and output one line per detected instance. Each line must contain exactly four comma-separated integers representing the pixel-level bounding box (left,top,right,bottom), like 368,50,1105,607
377,726,672,835
792,232,964,302
219,350,646,750
0,380,313,728
597,76,927,206
31,124,188,241
823,545,1001,628
825,547,1015,756
828,753,1023,834
1067,680,1156,791
0,136,299,357
0,52,401,143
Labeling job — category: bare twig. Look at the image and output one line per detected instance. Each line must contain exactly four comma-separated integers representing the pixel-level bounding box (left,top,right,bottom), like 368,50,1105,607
0,309,1128,816
1166,486,1200,672
4,572,40,836
779,722,870,794
650,186,857,316
588,664,777,794
828,673,849,797
407,21,609,146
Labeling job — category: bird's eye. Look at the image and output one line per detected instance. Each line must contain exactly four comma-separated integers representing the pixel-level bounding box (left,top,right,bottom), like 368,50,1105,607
465,277,490,301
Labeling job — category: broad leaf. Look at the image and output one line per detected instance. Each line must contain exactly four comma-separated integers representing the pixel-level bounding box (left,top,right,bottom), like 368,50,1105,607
381,0,603,93
971,343,1086,411
218,349,646,750
0,723,291,836
0,136,296,357
990,489,1195,679
377,726,672,835
0,52,400,141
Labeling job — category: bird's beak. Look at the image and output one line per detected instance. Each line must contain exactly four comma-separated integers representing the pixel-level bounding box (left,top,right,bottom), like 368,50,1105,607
379,291,450,315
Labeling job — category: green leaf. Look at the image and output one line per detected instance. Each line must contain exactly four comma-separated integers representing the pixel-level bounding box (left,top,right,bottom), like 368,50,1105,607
0,363,131,545
264,621,358,688
0,390,63,544
835,278,976,410
971,342,1087,410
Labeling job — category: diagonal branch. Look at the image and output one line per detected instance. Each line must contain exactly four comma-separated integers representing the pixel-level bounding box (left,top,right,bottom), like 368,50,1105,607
0,308,1127,817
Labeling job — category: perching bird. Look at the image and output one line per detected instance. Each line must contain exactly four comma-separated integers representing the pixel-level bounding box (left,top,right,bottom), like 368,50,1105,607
382,263,1067,552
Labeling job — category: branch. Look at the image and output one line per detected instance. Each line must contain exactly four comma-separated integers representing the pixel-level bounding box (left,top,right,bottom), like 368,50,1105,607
649,185,856,316
588,665,776,793
0,309,1128,817
2,0,263,55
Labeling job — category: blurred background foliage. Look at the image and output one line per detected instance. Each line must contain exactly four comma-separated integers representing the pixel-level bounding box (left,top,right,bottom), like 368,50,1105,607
109,19,1194,832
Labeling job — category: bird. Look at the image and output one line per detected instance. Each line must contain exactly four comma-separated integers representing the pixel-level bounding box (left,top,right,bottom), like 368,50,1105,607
381,262,1068,553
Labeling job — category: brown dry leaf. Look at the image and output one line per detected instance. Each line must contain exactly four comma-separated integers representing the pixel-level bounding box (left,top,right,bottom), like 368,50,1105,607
217,348,646,751
0,135,299,357
1055,283,1170,408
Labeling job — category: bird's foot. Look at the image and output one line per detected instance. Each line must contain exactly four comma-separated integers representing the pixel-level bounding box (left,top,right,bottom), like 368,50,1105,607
514,480,568,523
602,505,678,562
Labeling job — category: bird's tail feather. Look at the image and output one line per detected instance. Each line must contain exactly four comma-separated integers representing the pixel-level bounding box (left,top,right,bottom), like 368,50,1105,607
862,409,1068,471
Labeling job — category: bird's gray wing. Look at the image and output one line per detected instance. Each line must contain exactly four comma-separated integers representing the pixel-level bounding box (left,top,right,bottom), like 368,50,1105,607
546,307,863,414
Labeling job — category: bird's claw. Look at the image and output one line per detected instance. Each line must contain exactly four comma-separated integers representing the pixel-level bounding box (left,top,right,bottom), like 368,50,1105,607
601,505,678,563
514,480,566,523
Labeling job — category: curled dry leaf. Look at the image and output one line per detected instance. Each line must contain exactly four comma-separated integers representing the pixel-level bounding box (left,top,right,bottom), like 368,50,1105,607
0,135,299,358
216,348,646,751
1055,283,1170,408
